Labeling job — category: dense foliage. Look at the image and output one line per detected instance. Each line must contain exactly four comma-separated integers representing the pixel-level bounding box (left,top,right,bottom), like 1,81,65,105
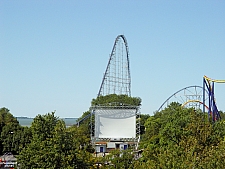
1,101,225,168
17,112,95,169
99,149,135,169
0,108,31,154
91,94,141,106
136,102,225,168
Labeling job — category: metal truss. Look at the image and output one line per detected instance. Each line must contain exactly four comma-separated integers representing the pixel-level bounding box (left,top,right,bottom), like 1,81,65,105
203,76,225,122
98,35,131,97
158,85,208,112
90,105,141,149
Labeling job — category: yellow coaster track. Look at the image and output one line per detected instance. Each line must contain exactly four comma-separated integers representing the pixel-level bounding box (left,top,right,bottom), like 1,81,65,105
204,75,225,83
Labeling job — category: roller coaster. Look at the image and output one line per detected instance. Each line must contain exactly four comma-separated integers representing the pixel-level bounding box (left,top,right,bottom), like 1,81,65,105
157,85,207,112
203,76,225,122
76,35,133,126
158,76,225,122
74,34,225,155
77,35,224,127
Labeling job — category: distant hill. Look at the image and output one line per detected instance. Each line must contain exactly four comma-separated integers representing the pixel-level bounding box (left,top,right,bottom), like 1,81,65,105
16,116,33,119
16,117,78,127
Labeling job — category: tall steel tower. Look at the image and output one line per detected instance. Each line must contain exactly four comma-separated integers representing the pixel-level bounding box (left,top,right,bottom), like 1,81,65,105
97,35,131,97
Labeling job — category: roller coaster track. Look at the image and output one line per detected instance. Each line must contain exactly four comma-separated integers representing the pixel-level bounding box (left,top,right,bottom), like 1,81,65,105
203,76,225,122
182,100,209,110
76,35,131,126
204,75,225,83
157,85,207,112
98,35,131,97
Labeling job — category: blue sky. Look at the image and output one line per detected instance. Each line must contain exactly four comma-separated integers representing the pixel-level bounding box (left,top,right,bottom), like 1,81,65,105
1,1,225,118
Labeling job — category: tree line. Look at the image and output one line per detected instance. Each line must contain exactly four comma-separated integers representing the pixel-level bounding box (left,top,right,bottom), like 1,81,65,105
1,94,225,168
0,108,95,168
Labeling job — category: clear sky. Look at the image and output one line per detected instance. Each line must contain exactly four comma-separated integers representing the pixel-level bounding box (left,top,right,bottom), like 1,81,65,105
1,1,225,118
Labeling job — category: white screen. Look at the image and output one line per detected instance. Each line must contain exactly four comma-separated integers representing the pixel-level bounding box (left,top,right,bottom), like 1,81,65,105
95,109,136,138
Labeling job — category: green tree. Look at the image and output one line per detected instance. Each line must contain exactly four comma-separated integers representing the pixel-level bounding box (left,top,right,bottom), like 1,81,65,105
139,102,225,168
99,149,135,169
0,107,20,154
76,111,92,135
91,94,141,107
18,112,95,169
0,108,19,132
139,114,150,135
1,123,32,154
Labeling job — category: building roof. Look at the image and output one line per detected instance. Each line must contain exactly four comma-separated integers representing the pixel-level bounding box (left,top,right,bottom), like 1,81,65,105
0,152,17,162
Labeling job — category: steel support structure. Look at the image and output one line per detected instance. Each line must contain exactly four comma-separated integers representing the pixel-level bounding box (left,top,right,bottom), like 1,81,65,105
157,86,206,112
76,35,132,126
203,77,221,122
98,35,131,97
90,105,141,150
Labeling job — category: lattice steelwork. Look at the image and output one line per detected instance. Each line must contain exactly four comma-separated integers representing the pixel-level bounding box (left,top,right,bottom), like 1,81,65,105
157,86,208,112
98,35,131,97
90,35,140,150
91,105,141,149
203,76,225,122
